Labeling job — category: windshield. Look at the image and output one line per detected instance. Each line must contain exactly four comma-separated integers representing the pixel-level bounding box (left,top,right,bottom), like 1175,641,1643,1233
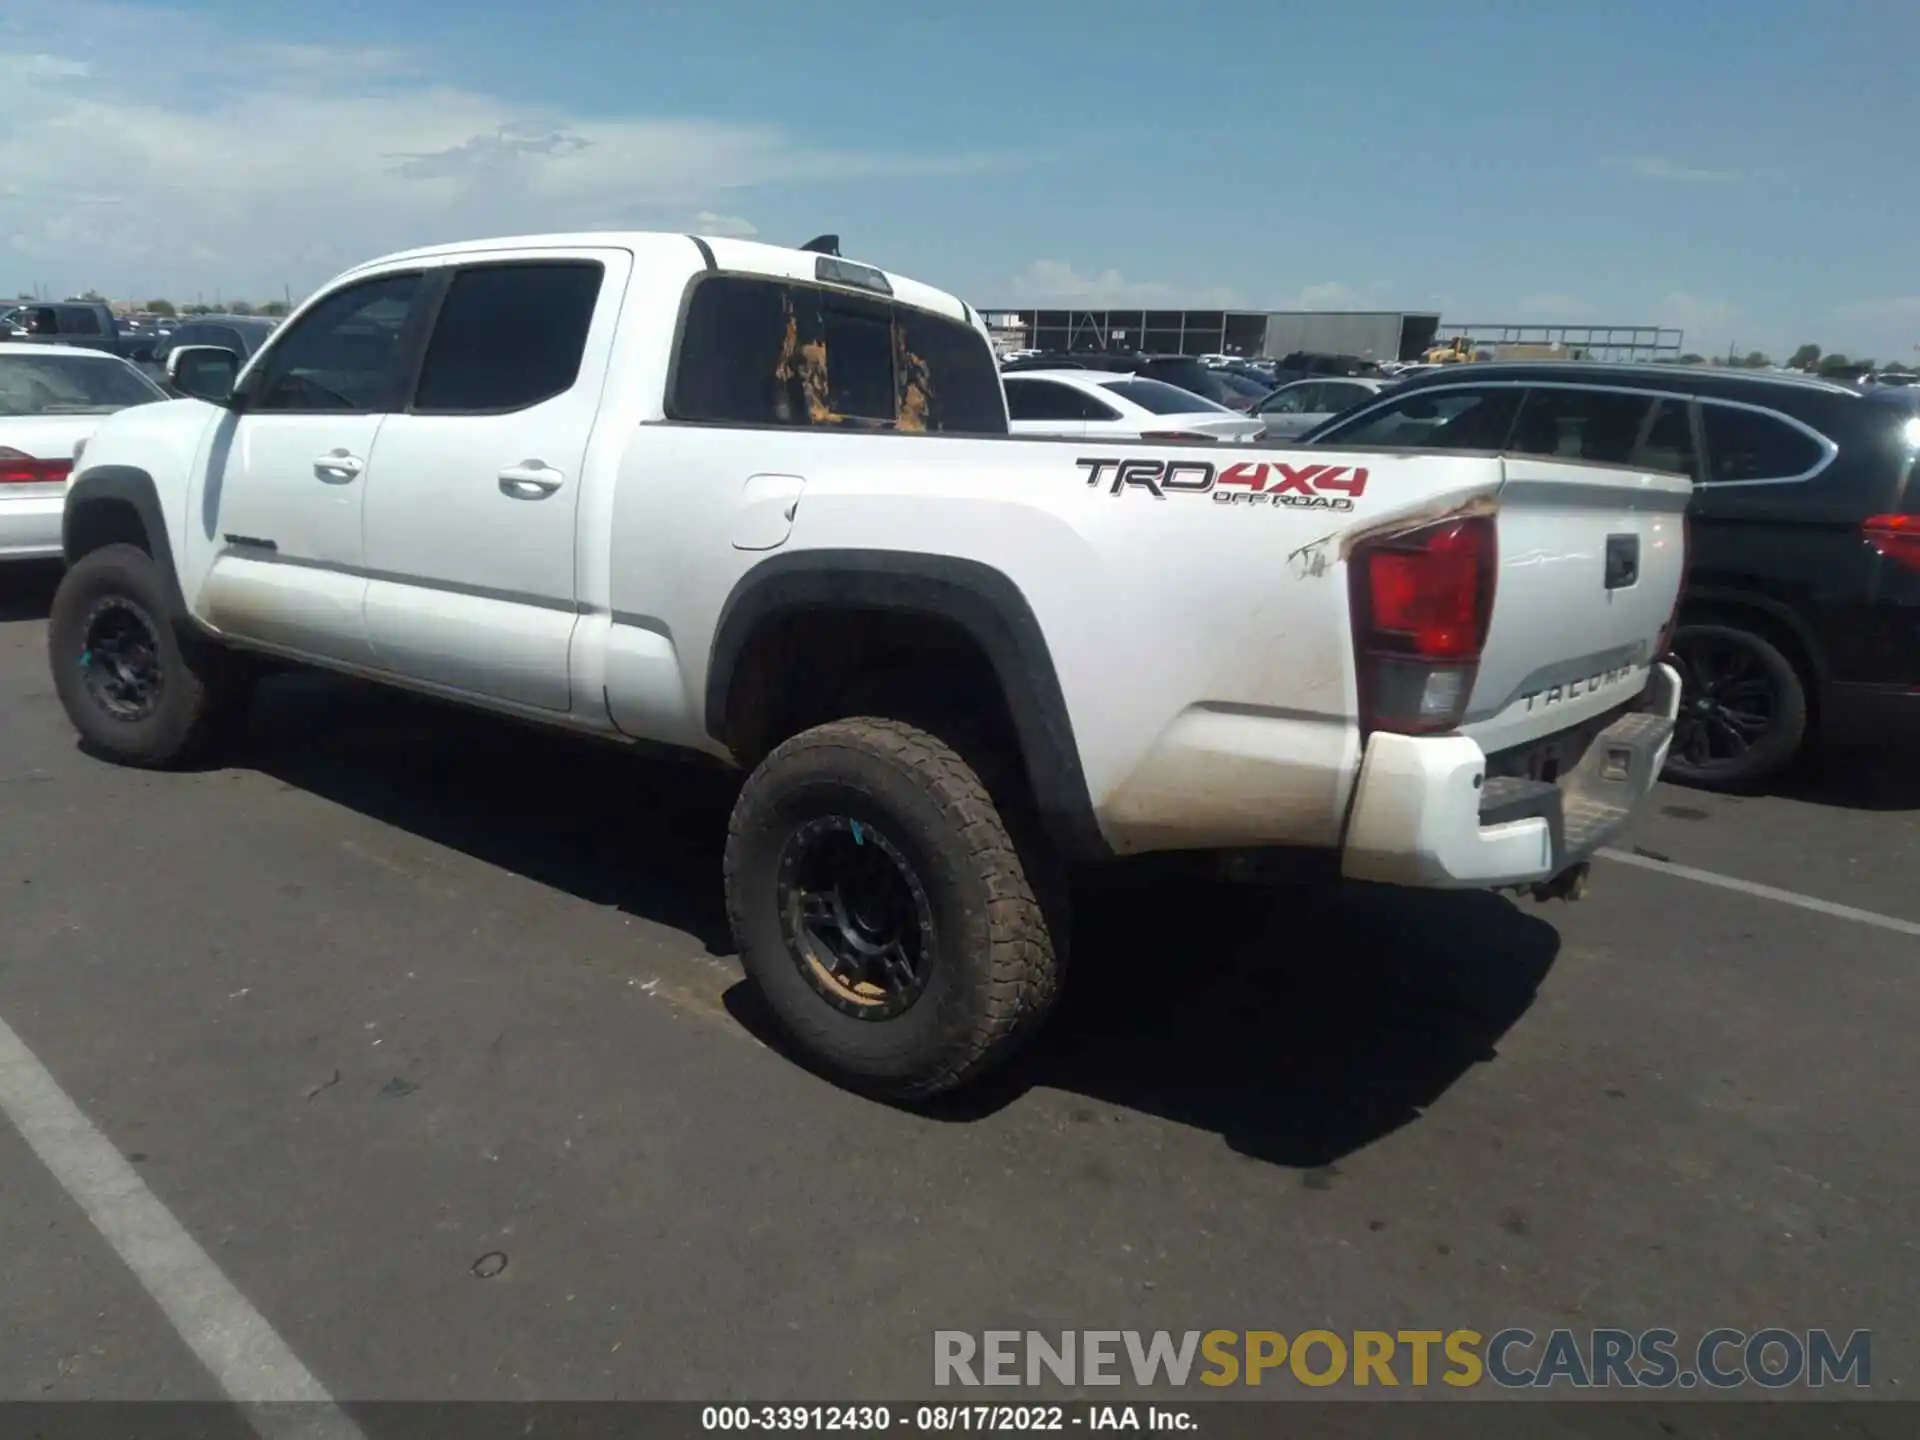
1136,358,1236,404
1214,372,1271,399
0,352,168,416
1101,378,1232,415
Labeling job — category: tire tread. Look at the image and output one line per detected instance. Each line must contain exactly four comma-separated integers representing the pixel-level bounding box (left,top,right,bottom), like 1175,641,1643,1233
723,716,1060,1098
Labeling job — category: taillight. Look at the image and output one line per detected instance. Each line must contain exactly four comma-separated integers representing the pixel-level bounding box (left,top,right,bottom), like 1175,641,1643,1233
0,446,72,485
1139,430,1219,443
1863,514,1920,573
1349,514,1497,734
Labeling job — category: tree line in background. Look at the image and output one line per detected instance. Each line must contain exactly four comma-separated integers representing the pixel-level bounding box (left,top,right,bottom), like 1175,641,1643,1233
1662,343,1910,377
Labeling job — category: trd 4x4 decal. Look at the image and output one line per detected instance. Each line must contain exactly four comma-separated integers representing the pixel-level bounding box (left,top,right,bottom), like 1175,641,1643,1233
1075,458,1368,510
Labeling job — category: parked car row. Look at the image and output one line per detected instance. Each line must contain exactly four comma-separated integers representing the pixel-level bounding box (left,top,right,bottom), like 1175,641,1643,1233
991,346,1916,784
1299,363,1920,788
0,344,170,561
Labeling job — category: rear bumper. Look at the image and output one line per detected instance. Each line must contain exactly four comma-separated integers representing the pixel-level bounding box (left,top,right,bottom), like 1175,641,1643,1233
0,495,66,560
1340,662,1681,889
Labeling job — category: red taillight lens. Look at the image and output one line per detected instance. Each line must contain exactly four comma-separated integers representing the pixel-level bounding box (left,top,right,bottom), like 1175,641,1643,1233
1362,517,1495,659
1863,514,1920,573
0,445,72,485
1350,514,1497,735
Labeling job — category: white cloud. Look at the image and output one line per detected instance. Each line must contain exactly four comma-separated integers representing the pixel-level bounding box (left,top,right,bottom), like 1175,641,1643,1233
1006,260,1240,307
1,51,92,78
0,4,998,299
1613,155,1743,183
692,212,759,238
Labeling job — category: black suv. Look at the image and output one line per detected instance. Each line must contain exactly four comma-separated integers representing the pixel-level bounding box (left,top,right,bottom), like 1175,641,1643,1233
1303,362,1920,789
1000,351,1248,410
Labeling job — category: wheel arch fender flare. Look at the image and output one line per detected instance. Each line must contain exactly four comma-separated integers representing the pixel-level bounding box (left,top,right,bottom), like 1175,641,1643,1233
1676,584,1829,691
706,549,1110,860
62,465,189,616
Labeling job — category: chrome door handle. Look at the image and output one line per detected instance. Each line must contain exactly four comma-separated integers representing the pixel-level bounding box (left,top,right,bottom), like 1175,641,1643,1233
498,462,563,499
314,451,363,479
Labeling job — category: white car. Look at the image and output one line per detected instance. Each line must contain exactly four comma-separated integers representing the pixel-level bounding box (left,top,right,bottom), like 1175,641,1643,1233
1,344,170,561
1252,376,1397,441
1002,368,1265,442
56,230,1686,1098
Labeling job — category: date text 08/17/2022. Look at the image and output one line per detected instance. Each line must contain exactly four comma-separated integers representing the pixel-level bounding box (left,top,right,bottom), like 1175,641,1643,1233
701,1404,1193,1432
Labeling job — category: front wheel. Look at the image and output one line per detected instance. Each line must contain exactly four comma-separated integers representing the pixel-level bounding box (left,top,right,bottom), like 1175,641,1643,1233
48,544,251,769
1664,623,1808,791
723,717,1063,1100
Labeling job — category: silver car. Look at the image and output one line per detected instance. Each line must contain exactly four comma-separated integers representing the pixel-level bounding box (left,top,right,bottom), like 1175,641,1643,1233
1252,377,1395,440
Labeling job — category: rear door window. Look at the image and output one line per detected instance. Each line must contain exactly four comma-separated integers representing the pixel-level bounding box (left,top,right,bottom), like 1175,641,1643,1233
1317,381,1374,413
1700,403,1827,484
1259,383,1318,416
671,276,1005,434
1316,386,1523,449
1510,388,1665,464
1103,379,1226,415
1005,379,1117,421
411,261,604,413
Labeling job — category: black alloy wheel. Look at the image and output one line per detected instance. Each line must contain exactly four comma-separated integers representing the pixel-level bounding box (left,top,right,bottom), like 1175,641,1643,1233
78,597,166,722
1664,623,1808,790
48,543,252,769
777,814,936,1021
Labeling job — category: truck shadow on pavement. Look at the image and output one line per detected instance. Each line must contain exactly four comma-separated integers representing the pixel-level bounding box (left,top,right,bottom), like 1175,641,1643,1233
733,877,1562,1169
238,671,1562,1171
0,559,61,622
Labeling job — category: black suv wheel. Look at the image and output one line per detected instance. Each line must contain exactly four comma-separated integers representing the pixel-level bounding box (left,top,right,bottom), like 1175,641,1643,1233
1664,622,1809,791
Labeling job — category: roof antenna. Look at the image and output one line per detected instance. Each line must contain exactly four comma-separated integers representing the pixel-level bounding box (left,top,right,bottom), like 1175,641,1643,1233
799,234,841,257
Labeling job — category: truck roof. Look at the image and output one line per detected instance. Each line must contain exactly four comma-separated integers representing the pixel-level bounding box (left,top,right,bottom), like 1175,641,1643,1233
339,231,974,328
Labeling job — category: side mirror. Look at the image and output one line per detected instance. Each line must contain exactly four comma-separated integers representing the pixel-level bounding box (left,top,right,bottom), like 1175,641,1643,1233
167,345,241,405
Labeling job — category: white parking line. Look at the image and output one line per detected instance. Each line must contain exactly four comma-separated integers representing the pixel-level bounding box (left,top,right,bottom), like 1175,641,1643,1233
1597,848,1920,938
0,1014,365,1440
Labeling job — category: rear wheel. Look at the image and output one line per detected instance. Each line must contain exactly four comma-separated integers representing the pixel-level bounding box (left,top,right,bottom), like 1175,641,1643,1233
1664,622,1808,791
723,717,1063,1100
48,544,251,768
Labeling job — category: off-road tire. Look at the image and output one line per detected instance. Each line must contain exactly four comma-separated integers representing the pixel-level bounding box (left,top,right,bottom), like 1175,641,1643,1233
1664,622,1808,792
48,544,250,769
724,717,1063,1100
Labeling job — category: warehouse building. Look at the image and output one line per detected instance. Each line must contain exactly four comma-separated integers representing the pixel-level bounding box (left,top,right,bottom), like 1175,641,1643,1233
978,308,1443,363
978,309,1685,364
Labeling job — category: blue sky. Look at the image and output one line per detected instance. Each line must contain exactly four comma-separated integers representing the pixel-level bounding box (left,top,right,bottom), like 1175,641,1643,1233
3,0,1915,360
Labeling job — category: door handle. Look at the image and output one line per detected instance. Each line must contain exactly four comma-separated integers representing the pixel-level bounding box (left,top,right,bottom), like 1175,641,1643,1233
314,450,363,479
498,462,563,499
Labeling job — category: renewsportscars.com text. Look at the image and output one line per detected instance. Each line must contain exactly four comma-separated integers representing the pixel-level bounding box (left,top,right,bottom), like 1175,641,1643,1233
933,1328,1871,1390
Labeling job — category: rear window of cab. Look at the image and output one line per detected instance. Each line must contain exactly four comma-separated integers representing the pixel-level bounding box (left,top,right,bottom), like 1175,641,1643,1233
669,275,1008,436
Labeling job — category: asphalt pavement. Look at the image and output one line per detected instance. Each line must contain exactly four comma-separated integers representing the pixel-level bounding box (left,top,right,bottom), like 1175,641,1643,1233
1,559,1915,1425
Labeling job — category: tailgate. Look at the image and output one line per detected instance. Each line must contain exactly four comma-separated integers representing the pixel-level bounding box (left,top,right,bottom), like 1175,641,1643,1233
1461,455,1690,755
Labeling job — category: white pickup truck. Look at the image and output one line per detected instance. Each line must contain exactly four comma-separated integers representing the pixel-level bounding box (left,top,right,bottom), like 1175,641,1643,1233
50,232,1688,1097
